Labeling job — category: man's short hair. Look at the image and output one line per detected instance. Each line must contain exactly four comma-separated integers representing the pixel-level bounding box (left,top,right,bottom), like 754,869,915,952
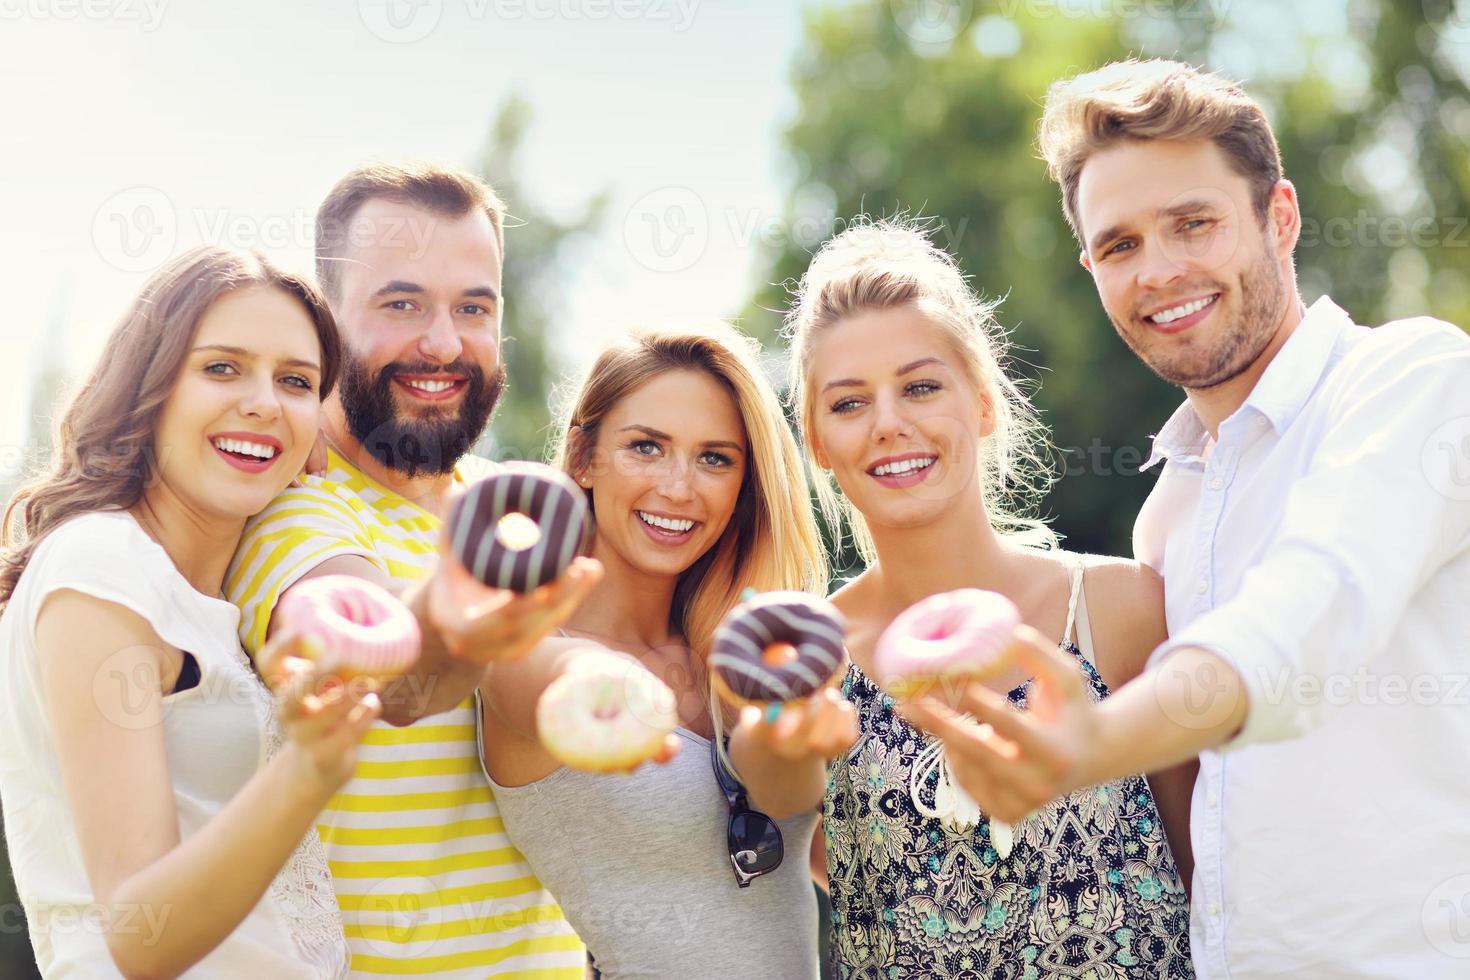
315,162,507,301
1038,59,1283,245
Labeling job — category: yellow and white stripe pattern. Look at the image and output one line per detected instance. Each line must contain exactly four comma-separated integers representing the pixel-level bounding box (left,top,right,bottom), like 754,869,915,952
226,449,585,978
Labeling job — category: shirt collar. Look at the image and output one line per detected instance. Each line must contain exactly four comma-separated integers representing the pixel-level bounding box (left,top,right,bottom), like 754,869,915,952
1142,295,1355,470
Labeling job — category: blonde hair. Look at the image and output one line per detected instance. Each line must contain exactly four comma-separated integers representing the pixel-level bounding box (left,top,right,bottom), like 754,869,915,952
1038,58,1283,245
551,324,827,736
0,246,340,609
784,217,1056,563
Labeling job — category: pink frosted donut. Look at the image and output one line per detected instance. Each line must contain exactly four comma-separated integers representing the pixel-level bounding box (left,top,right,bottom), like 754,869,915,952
276,575,422,682
536,651,677,773
873,589,1021,698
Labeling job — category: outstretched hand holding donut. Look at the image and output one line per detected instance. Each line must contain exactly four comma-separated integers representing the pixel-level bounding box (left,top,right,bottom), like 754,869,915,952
427,549,604,665
257,630,382,794
536,649,683,775
896,625,1097,824
716,591,858,817
429,466,604,665
732,686,857,763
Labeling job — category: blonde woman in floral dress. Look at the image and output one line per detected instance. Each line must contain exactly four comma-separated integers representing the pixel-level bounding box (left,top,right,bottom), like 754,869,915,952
786,220,1196,979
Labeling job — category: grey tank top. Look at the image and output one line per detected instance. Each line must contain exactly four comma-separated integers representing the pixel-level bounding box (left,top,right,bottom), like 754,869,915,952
477,718,821,979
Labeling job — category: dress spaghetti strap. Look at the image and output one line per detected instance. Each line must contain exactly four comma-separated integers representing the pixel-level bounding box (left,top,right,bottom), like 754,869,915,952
1061,556,1098,667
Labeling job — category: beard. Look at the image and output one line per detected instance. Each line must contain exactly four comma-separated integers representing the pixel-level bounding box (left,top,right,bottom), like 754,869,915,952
337,355,504,478
1111,239,1289,391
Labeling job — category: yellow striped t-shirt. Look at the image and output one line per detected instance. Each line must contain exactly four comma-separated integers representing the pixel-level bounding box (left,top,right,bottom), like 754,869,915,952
225,448,585,979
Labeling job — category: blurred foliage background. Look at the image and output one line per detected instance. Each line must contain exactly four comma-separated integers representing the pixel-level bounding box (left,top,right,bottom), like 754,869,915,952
4,0,1469,974
741,0,1470,571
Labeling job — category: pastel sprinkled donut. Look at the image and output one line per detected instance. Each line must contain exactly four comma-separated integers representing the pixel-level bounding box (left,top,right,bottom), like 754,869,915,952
536,651,678,773
447,464,593,593
276,574,422,682
873,588,1021,699
709,590,847,707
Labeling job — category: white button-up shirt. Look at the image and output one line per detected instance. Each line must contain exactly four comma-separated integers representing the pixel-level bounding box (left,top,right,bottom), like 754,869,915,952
1134,296,1470,977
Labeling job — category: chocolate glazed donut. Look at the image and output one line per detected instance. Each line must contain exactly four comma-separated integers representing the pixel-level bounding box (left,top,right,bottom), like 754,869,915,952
447,464,593,592
709,590,847,705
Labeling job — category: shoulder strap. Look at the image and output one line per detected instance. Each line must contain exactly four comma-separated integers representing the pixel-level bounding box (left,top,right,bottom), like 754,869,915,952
1061,558,1084,646
1061,556,1098,667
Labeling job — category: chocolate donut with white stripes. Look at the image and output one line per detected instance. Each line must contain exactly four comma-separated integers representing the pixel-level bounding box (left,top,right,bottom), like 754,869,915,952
709,590,847,706
447,464,593,593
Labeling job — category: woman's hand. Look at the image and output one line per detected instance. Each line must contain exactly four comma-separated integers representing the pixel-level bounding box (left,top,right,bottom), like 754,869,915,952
258,631,382,795
728,687,859,818
734,687,859,764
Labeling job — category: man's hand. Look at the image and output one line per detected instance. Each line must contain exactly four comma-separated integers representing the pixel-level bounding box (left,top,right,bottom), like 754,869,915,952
896,626,1099,823
426,553,604,665
375,552,603,725
898,630,1247,823
290,428,330,487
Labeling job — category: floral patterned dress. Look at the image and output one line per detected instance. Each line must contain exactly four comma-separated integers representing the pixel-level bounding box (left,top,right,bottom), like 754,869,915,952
823,646,1193,979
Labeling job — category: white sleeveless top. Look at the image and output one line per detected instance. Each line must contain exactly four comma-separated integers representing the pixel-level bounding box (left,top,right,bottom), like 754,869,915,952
0,510,347,978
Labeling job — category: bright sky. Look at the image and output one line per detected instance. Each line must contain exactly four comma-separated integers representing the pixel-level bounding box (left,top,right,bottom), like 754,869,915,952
0,0,822,478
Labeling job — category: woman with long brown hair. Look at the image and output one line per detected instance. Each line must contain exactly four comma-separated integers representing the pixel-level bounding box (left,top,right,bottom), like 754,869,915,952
476,323,856,978
0,246,376,978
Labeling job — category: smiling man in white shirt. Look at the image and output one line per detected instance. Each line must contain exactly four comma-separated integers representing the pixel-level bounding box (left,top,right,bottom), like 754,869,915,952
900,59,1470,977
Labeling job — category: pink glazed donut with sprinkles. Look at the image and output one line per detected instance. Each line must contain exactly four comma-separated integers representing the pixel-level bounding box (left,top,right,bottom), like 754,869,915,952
276,575,422,683
873,589,1021,699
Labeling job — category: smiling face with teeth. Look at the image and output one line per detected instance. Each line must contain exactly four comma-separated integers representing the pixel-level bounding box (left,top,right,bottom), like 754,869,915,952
328,198,505,479
152,285,324,521
808,306,993,533
575,369,747,583
1077,139,1298,392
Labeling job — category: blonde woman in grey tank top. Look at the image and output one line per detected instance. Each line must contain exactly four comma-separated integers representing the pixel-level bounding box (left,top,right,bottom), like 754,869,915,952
477,326,858,978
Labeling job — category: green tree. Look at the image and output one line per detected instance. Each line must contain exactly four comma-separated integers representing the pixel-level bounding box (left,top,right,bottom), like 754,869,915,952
472,94,609,463
746,0,1470,566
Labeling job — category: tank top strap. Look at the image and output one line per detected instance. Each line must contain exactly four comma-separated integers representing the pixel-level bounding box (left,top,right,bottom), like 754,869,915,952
1061,556,1085,648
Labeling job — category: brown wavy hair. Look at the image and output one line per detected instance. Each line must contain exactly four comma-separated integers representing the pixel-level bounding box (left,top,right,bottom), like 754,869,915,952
1037,58,1283,245
0,246,341,609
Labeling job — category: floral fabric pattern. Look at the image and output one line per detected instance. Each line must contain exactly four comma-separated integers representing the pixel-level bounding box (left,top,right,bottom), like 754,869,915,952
824,649,1193,979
